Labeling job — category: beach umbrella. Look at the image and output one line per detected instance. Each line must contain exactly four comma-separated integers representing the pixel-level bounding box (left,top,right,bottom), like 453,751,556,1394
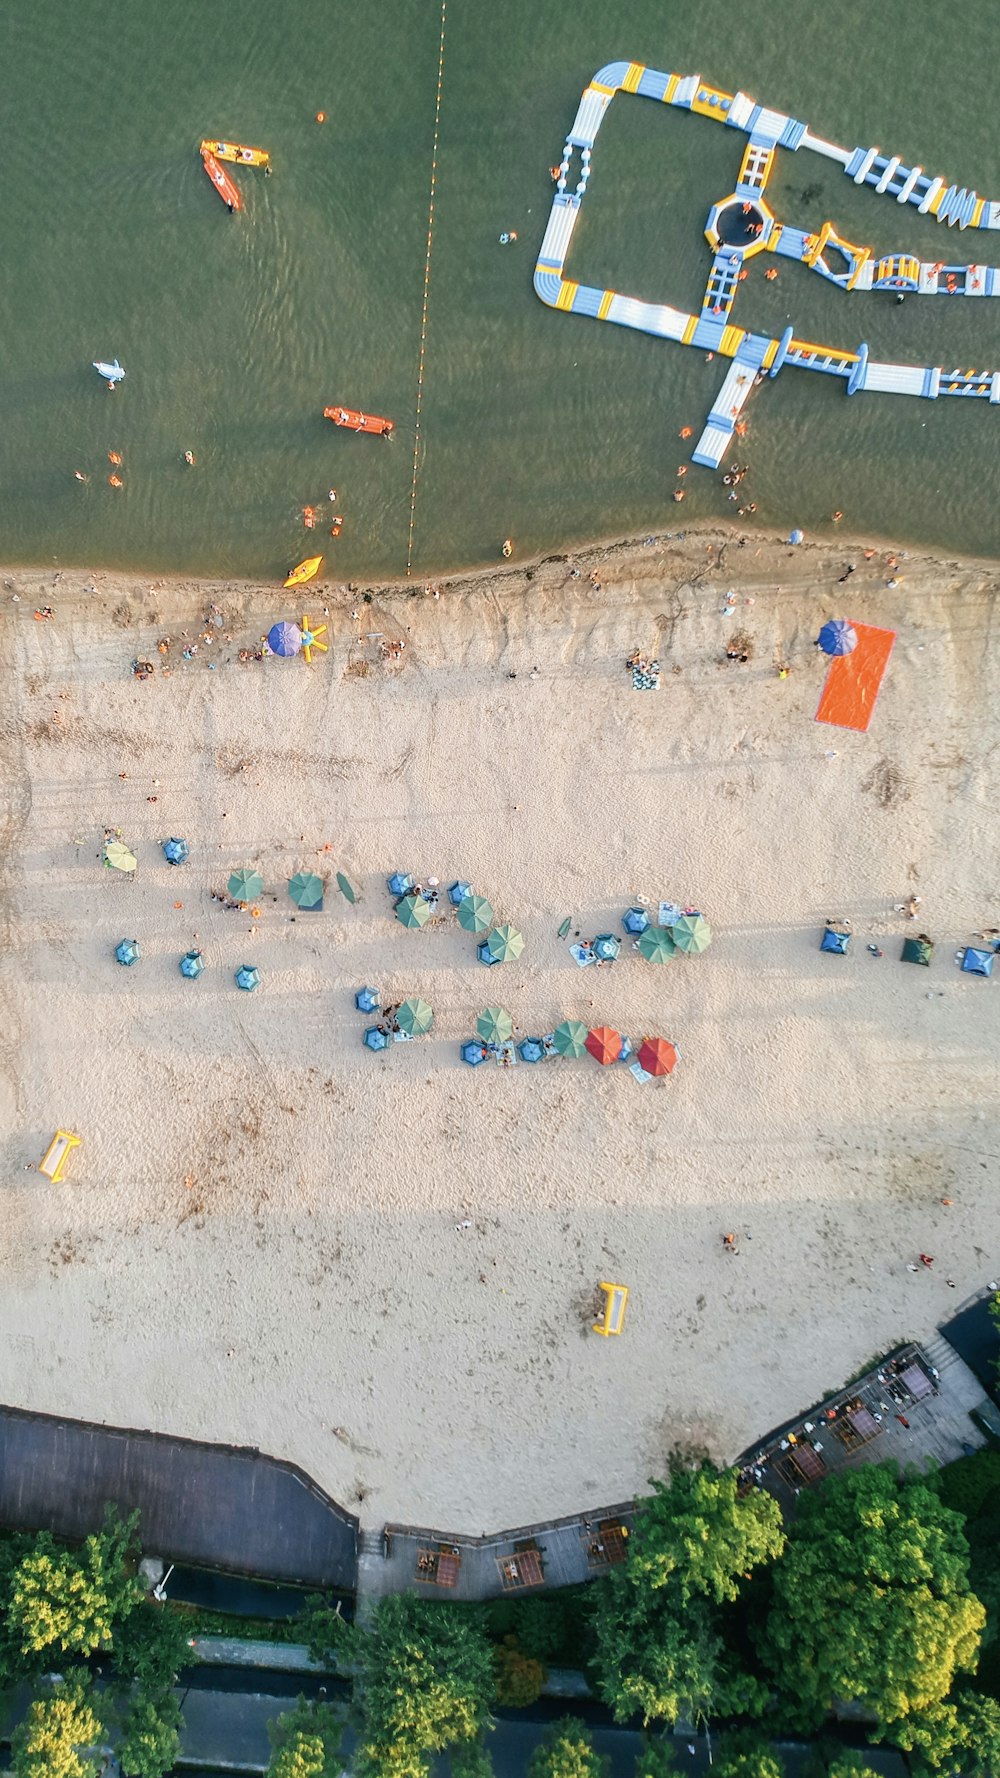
355,986,380,1013
267,620,303,658
336,871,357,904
593,933,621,963
114,938,140,967
396,997,434,1036
103,839,137,873
477,1007,513,1045
638,925,676,964
557,916,572,940
901,936,934,967
821,927,851,955
449,880,473,906
586,1026,622,1066
364,1025,390,1051
180,950,205,979
788,528,804,546
229,868,263,902
457,893,494,933
962,946,993,976
477,940,500,967
817,618,857,657
462,1040,488,1067
636,1037,678,1077
288,871,324,910
396,892,431,928
622,906,649,935
518,1037,545,1063
484,924,525,964
387,871,414,897
235,965,260,991
552,1018,589,1058
672,913,712,955
162,837,190,866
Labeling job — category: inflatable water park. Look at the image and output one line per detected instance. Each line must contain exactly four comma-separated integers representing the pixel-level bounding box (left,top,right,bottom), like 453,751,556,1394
535,62,1000,468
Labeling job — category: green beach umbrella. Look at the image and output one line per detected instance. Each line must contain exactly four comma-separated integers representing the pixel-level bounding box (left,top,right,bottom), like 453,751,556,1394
457,893,494,934
103,839,137,873
336,871,357,904
637,924,676,964
396,892,431,928
552,1018,589,1058
476,1006,513,1045
672,913,712,954
485,923,525,964
229,868,264,902
288,871,324,909
396,997,434,1036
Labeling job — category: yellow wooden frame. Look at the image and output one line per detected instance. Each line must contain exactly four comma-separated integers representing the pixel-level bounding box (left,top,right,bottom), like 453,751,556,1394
38,1130,80,1183
593,1280,629,1336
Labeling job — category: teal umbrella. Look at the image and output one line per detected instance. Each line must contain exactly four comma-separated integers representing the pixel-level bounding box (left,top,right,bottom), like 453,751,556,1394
485,923,525,963
229,868,263,902
672,913,712,954
396,997,434,1036
235,965,261,991
289,871,324,909
336,871,357,904
552,1018,589,1058
476,1007,513,1045
396,892,431,928
457,893,494,933
637,925,676,964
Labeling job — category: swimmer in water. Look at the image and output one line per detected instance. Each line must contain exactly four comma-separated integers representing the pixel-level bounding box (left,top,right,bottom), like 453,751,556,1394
184,451,195,466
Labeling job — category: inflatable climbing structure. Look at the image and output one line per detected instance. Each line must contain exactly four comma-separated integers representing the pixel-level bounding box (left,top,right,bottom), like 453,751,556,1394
535,62,1000,468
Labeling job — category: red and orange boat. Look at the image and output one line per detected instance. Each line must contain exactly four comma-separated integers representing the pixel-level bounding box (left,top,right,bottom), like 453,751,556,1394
323,405,394,437
201,151,242,212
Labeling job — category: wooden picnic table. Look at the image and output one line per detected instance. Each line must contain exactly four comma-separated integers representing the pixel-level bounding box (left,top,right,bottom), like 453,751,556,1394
496,1540,544,1591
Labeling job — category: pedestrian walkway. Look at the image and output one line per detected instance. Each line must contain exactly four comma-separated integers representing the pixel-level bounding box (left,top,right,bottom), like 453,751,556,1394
360,1501,635,1606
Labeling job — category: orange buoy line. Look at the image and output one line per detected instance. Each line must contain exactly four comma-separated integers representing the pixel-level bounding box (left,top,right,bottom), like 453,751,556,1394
405,0,447,579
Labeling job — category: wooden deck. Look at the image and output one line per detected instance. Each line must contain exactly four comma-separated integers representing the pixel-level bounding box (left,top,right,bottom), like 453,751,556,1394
365,1501,637,1604
0,1405,358,1590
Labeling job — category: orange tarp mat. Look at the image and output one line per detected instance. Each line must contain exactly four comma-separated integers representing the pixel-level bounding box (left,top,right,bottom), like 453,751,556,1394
815,623,896,733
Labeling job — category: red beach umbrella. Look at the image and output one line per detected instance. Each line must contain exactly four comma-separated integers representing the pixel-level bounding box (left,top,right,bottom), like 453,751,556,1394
636,1037,678,1077
585,1025,622,1066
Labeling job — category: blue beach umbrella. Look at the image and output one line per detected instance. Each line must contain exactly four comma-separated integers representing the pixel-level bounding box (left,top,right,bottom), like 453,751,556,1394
820,927,851,955
817,619,857,657
387,871,414,897
518,1037,545,1063
622,906,649,935
114,938,140,967
449,879,473,906
267,620,303,657
593,933,621,963
355,986,380,1013
477,940,501,966
180,950,205,978
162,837,190,866
961,947,993,976
462,1040,489,1067
364,1026,391,1050
235,965,261,991
788,528,804,546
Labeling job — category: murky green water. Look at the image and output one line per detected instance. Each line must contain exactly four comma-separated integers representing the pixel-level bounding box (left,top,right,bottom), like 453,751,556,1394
3,0,1000,580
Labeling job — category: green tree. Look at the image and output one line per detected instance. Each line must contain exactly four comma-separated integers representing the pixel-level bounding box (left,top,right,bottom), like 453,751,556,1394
528,1717,609,1778
267,1695,343,1778
825,1759,882,1778
350,1594,493,1778
11,1676,104,1778
5,1507,140,1664
451,1737,495,1778
592,1461,782,1725
114,1602,192,1691
765,1464,985,1730
118,1691,181,1778
299,1594,351,1669
892,1686,1000,1775
712,1732,783,1778
634,1732,677,1778
494,1632,546,1705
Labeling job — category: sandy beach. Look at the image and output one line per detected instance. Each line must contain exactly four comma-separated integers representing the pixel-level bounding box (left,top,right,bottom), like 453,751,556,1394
0,527,998,1534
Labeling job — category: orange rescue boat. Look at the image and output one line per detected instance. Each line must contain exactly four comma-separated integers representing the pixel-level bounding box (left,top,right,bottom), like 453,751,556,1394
323,405,394,437
201,151,242,212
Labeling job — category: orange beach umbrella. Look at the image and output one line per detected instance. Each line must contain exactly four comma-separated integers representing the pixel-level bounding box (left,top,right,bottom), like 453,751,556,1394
636,1038,678,1077
585,1026,622,1066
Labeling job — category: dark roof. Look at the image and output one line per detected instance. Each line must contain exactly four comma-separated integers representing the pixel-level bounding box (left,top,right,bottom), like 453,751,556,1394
0,1405,357,1590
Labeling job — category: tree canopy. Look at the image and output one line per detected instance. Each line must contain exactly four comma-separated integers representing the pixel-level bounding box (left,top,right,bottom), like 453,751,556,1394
266,1695,344,1778
592,1460,782,1725
118,1691,181,1778
350,1593,494,1778
765,1464,985,1729
712,1733,783,1778
891,1686,1000,1776
11,1677,104,1778
528,1716,609,1778
4,1507,139,1665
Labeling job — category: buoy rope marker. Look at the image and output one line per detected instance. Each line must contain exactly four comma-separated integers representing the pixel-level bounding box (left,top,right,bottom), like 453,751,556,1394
406,0,447,579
